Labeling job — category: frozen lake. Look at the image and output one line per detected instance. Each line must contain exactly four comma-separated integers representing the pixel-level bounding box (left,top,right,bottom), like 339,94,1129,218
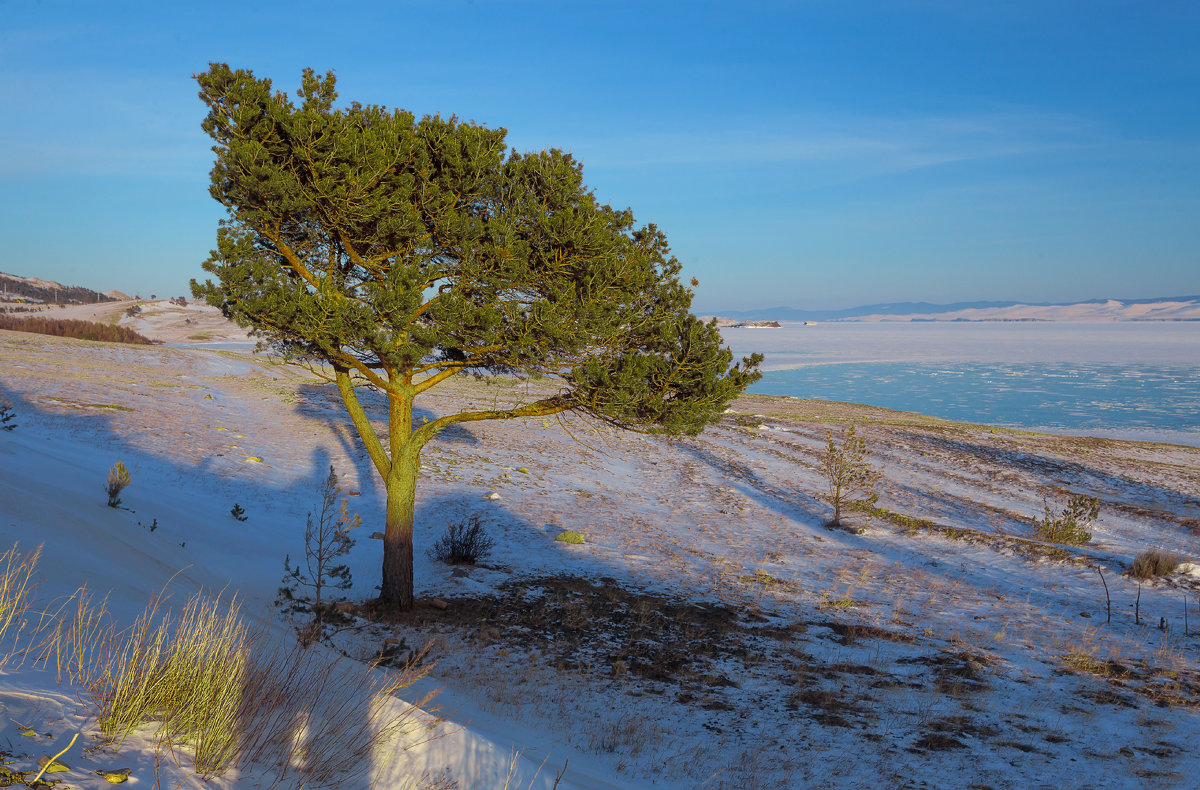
722,322,1200,447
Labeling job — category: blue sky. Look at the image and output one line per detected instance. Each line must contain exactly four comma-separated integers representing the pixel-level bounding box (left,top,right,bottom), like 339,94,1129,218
1,1,1196,311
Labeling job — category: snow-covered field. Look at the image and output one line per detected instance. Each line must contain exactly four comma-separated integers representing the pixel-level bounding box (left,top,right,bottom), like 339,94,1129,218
20,298,257,346
2,328,1199,788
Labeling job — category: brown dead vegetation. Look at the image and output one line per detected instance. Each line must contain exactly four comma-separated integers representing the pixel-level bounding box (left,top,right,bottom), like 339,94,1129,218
0,315,156,344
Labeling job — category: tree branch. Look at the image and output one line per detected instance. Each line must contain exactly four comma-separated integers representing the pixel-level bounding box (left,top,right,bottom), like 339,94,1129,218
335,367,391,479
411,395,573,448
412,366,462,394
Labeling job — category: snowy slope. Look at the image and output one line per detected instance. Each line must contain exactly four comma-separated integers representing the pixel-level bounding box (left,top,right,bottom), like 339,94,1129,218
2,329,1199,788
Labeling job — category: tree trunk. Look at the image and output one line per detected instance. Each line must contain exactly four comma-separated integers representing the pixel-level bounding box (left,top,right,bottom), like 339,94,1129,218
380,452,418,609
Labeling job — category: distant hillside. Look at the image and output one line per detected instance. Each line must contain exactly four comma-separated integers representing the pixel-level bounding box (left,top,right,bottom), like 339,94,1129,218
717,295,1200,323
0,271,116,305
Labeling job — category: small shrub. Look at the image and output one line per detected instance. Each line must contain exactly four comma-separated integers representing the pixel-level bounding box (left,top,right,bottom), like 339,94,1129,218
230,503,248,522
1036,494,1099,545
428,514,495,564
821,425,880,527
125,304,142,317
0,398,15,432
105,462,131,508
554,530,585,544
1131,549,1181,580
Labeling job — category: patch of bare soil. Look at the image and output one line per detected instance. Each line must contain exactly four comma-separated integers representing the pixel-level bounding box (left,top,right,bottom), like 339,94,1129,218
1059,651,1200,708
372,575,767,688
911,715,999,752
357,573,1002,735
898,650,993,695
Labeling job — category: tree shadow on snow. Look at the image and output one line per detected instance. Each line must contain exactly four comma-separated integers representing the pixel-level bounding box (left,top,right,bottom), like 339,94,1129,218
0,372,494,788
910,431,1200,515
671,440,876,550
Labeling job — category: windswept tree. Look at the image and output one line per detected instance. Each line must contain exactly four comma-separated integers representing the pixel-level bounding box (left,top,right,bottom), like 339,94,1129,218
193,64,761,609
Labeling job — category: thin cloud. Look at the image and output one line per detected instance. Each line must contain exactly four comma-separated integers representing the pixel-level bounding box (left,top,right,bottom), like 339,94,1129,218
552,109,1110,178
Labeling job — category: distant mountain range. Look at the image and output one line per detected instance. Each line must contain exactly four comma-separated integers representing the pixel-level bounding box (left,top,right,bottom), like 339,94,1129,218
0,271,122,305
714,295,1200,323
5,268,1197,323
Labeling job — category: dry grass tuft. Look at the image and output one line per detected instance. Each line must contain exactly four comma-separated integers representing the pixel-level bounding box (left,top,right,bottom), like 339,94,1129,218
82,592,250,773
0,544,434,787
82,590,436,784
1062,650,1127,678
37,586,113,684
231,638,436,787
1131,549,1181,581
0,545,39,670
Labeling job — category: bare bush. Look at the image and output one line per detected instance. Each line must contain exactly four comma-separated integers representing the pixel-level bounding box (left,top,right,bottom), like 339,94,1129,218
428,514,495,565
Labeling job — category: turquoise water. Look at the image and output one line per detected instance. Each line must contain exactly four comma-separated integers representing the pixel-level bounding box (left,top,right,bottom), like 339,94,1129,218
722,322,1200,447
752,362,1200,440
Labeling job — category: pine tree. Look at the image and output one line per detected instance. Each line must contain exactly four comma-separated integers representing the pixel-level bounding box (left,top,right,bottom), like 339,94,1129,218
821,426,879,527
194,64,761,608
106,462,131,508
278,466,360,638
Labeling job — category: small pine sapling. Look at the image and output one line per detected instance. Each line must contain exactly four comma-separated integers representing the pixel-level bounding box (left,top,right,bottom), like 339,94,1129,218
277,466,361,641
1037,493,1099,545
230,503,248,522
105,462,131,508
821,425,880,527
0,398,16,432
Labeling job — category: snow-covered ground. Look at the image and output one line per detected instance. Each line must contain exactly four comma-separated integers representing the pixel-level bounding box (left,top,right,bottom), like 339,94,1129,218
2,328,1199,788
21,298,257,346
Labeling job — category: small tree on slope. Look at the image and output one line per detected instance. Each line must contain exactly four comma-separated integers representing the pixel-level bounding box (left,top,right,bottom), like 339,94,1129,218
192,65,762,609
278,465,360,637
821,425,879,527
0,398,16,432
